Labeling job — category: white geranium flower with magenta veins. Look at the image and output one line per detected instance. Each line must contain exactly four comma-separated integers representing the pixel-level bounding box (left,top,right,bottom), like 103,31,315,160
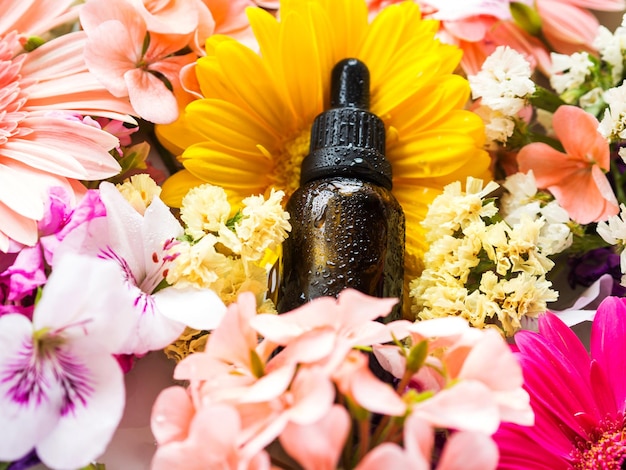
56,182,227,355
0,255,135,468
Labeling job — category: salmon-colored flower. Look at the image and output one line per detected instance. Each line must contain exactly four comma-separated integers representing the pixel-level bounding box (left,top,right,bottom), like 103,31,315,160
536,0,625,56
517,105,618,224
80,0,197,124
356,413,499,470
0,1,135,252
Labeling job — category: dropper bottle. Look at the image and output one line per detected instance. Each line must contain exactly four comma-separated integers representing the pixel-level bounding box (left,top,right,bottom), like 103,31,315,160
277,58,405,321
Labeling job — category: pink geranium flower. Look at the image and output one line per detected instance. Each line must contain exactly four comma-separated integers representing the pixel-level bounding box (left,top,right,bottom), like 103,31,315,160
357,413,499,470
495,297,626,468
80,0,197,124
517,105,618,224
151,388,271,470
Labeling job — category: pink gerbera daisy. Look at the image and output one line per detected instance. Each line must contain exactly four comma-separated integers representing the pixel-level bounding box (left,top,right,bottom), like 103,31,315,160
495,297,626,469
0,0,135,252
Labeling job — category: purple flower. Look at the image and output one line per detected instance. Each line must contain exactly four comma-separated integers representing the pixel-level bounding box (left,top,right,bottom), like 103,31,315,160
568,247,626,297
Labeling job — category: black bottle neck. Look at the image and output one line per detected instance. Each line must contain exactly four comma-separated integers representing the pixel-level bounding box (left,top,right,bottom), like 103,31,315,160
300,107,392,190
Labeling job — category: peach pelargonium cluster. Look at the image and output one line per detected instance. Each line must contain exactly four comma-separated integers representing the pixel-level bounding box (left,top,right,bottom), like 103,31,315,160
162,183,291,361
150,289,533,469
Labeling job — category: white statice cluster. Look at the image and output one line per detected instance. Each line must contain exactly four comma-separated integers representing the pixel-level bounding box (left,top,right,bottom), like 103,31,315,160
468,46,536,145
163,184,291,360
594,14,626,85
597,203,626,286
549,52,594,98
499,171,573,256
410,177,558,336
598,83,626,143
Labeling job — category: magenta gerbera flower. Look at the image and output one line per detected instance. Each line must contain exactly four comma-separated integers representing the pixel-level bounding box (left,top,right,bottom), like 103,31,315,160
495,297,626,469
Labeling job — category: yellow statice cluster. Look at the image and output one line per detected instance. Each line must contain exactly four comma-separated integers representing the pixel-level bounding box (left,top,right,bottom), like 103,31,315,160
116,173,162,214
409,177,558,336
163,184,291,360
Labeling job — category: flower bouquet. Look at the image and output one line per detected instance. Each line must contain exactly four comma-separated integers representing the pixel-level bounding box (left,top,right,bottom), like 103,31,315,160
2,0,626,469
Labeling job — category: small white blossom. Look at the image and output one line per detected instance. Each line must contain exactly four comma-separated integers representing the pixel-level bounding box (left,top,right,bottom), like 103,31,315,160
599,84,626,140
469,46,536,116
500,171,572,256
579,87,605,110
473,105,516,145
597,204,626,285
549,52,593,96
593,14,626,85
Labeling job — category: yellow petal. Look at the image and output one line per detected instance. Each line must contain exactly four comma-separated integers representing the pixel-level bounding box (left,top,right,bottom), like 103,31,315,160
160,169,206,208
279,9,323,127
215,40,295,135
185,99,278,150
183,142,271,190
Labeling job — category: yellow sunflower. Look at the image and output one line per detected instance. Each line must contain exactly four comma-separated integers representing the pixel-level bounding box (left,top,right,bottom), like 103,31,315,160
157,0,491,300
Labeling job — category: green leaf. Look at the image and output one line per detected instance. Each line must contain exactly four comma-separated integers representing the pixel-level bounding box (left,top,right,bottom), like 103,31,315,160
529,86,566,114
226,210,243,231
510,2,542,36
406,340,428,374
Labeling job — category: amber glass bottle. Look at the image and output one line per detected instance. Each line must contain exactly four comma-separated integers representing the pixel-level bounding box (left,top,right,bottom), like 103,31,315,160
277,58,405,321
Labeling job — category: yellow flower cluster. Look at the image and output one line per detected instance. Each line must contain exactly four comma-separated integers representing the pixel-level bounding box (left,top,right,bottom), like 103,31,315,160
116,174,162,214
163,184,291,360
410,177,558,336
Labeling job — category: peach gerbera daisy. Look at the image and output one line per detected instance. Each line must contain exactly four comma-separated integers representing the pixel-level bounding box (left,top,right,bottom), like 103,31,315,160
157,0,491,294
0,0,135,252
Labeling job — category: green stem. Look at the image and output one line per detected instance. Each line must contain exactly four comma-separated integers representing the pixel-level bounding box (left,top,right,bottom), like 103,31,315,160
357,417,371,463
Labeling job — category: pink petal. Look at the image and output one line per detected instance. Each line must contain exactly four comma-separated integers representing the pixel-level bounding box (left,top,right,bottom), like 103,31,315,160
337,352,406,416
412,381,500,434
83,20,143,97
538,1,599,54
458,329,523,390
437,431,498,470
288,368,336,425
151,386,195,445
151,404,242,470
537,313,591,375
402,414,434,466
279,405,350,470
590,296,626,413
355,443,416,470
0,201,38,248
124,68,180,124
552,106,609,169
514,330,599,435
372,344,406,379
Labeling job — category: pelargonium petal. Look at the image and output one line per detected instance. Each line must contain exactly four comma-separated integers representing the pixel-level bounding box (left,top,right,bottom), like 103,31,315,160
153,286,226,331
33,254,135,352
0,314,57,462
35,340,126,469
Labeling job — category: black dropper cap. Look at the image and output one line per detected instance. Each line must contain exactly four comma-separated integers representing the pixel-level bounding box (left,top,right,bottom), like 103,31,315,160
300,58,392,190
